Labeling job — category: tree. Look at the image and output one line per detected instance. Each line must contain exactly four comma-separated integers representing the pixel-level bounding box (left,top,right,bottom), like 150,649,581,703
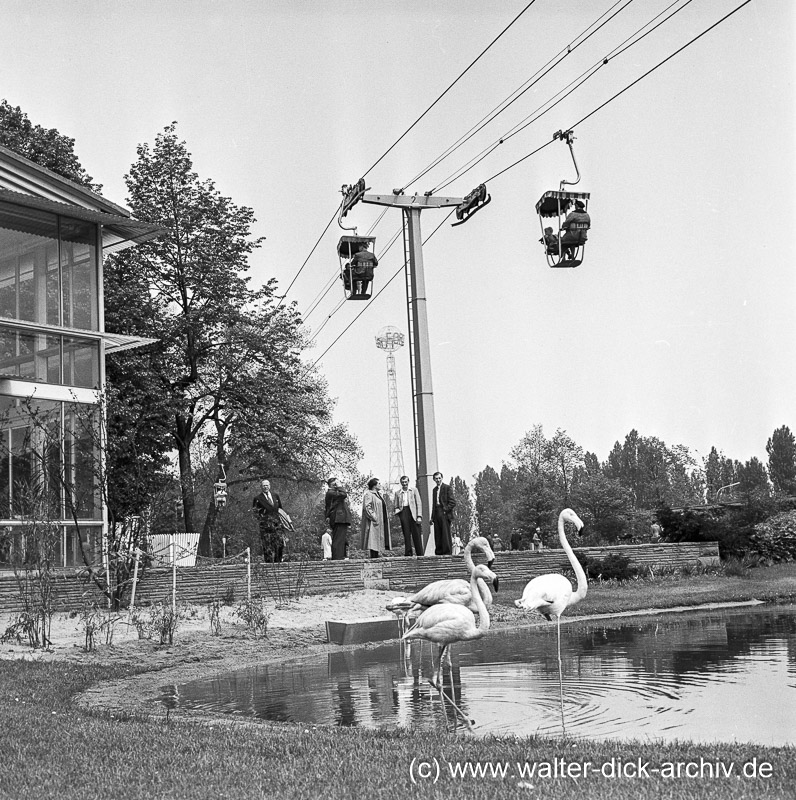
0,99,99,189
571,470,633,543
547,428,584,505
450,476,474,543
474,466,503,541
107,123,362,555
604,429,700,509
106,123,265,538
767,425,796,496
736,457,770,503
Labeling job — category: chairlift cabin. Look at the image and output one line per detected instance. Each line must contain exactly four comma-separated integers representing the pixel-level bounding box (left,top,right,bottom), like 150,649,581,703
536,191,590,268
338,235,377,300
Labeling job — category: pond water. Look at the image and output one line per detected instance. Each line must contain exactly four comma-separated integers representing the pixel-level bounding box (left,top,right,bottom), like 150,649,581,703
167,605,796,743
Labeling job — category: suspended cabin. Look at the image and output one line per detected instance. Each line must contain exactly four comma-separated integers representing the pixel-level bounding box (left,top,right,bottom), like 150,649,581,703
338,235,378,300
536,191,590,268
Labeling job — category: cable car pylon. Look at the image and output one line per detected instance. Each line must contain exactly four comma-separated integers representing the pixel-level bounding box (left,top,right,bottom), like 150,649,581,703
341,186,483,551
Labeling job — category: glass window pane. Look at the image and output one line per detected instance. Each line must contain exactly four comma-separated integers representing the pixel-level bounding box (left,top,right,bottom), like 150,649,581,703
63,337,99,388
60,218,98,331
0,203,58,326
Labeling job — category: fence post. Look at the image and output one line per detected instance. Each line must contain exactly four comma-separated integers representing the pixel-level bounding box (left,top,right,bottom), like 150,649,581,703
171,534,176,616
127,547,141,623
246,547,251,604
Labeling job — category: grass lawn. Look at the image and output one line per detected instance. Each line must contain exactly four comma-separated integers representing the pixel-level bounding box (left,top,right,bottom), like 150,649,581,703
1,564,795,799
492,561,796,621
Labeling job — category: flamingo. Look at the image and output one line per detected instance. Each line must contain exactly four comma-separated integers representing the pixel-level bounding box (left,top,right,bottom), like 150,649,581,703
386,536,497,624
514,508,586,732
402,562,497,729
514,508,586,656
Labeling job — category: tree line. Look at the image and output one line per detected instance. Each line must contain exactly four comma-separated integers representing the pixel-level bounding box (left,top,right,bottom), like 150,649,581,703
446,423,796,549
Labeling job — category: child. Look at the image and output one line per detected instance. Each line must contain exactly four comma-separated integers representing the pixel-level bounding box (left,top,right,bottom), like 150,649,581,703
322,530,332,560
540,226,559,255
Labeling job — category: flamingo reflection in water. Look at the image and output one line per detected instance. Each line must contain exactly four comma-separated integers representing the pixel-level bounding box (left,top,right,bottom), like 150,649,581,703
402,562,497,730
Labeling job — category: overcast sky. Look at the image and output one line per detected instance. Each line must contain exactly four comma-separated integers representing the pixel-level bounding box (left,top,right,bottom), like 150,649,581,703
2,0,793,486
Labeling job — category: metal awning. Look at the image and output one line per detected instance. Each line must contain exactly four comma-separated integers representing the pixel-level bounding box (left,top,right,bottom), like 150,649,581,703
103,332,159,355
0,188,165,251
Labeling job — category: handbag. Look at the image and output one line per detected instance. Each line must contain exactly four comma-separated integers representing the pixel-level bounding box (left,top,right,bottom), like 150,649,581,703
278,508,294,532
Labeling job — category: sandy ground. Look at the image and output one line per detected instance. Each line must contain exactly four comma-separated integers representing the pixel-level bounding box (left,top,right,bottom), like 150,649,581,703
0,589,443,723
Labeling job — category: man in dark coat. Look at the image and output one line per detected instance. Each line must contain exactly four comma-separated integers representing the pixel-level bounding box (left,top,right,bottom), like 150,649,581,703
324,477,352,560
253,478,284,562
431,471,456,556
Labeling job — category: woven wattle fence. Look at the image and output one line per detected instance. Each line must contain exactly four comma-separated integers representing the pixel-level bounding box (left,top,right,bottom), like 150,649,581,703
0,541,719,614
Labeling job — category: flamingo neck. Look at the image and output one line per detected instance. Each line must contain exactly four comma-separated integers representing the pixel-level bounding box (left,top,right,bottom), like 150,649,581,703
470,571,491,632
463,539,476,574
559,514,588,606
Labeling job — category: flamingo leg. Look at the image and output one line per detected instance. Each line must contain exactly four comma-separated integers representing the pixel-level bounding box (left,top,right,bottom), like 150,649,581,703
428,645,474,732
556,615,566,738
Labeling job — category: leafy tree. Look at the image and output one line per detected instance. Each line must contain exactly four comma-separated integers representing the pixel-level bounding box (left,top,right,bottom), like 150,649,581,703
450,476,474,543
547,428,584,505
510,424,550,477
767,425,796,496
107,122,265,537
0,99,99,189
571,470,633,543
474,466,503,541
736,457,770,502
604,429,700,509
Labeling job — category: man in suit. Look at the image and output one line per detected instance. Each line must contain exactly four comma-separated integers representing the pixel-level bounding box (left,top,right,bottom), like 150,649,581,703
392,475,423,557
324,477,352,560
431,471,456,556
252,478,284,562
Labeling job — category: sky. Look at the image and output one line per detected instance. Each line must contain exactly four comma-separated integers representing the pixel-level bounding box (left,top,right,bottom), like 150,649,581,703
1,0,793,486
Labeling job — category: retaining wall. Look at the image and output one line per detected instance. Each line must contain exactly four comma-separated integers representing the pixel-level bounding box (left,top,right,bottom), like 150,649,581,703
0,541,719,614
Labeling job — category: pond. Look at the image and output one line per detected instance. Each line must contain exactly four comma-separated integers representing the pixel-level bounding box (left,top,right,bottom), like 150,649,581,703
167,605,796,743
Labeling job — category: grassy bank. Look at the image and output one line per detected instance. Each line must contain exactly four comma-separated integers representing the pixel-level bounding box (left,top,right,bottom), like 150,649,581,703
2,564,795,799
492,562,796,621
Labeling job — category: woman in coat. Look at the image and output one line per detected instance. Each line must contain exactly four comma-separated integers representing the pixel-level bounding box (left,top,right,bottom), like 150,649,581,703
360,477,391,558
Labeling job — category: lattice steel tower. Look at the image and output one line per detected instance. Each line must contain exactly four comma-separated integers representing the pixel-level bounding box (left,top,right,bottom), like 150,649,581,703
375,326,406,493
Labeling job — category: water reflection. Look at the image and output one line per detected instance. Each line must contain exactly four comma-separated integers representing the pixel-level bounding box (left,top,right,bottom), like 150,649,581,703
169,605,796,744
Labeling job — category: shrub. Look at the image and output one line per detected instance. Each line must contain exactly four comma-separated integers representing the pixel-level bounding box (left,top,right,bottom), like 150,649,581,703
573,550,638,582
749,510,796,564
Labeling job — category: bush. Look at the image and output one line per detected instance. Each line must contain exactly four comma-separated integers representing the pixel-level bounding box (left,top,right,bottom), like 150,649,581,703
749,510,796,563
573,550,638,582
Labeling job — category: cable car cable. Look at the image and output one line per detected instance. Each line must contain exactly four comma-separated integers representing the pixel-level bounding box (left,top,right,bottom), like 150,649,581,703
360,0,541,180
402,0,636,191
568,0,752,132
274,207,338,313
433,0,696,193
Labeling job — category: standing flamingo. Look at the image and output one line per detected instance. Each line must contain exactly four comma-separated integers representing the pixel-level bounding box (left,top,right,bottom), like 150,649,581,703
402,562,497,729
514,509,586,648
514,508,586,731
386,536,497,624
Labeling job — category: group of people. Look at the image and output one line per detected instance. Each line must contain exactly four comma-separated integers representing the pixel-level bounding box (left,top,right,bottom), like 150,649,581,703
540,199,590,260
322,471,458,560
254,472,459,563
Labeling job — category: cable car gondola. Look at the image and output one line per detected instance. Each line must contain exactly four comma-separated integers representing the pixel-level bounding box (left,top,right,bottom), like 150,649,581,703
536,130,591,268
337,235,377,300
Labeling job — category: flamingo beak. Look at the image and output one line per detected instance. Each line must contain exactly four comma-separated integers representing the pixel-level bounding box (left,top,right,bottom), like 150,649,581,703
492,576,499,593
487,558,495,568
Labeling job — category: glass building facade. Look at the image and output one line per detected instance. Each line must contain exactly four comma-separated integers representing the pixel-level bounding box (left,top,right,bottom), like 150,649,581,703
0,201,104,566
